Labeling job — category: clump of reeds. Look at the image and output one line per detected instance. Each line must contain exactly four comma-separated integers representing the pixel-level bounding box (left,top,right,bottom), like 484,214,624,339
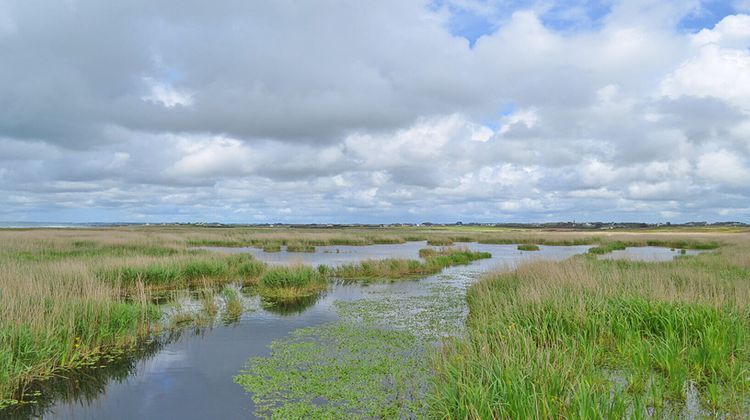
262,243,282,253
227,254,266,285
427,238,454,246
286,243,315,253
0,260,161,406
200,289,218,319
517,244,540,251
588,241,628,254
257,266,327,300
369,237,407,244
98,253,266,291
221,287,244,323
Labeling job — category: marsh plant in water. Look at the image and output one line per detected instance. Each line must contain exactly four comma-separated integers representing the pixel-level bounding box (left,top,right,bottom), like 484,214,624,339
257,265,328,301
329,248,490,282
221,287,244,324
235,323,427,418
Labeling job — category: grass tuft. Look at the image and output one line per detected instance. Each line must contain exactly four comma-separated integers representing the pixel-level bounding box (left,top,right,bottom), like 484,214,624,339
517,244,540,251
258,266,328,300
286,243,315,253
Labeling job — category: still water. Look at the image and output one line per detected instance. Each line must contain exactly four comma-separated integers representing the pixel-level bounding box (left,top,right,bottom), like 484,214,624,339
9,243,695,419
597,246,704,261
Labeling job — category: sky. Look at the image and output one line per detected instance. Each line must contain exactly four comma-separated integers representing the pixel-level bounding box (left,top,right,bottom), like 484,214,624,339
0,0,749,224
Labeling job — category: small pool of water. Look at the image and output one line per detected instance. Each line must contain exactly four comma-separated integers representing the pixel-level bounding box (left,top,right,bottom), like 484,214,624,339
9,243,701,419
597,246,704,261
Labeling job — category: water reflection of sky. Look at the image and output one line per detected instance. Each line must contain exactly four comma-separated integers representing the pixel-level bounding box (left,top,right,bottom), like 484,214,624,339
198,241,593,268
598,246,704,262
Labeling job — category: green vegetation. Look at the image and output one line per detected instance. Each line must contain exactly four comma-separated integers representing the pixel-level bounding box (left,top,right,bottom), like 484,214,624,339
478,237,595,246
517,244,540,251
258,266,328,300
221,287,244,323
186,238,257,247
180,226,725,257
330,248,491,281
430,245,750,418
588,241,628,254
369,236,407,244
261,243,282,253
285,243,315,252
229,254,266,280
0,298,160,408
235,280,471,418
330,258,431,280
419,247,492,264
98,253,266,290
235,323,425,418
427,237,454,246
12,242,179,262
200,289,219,318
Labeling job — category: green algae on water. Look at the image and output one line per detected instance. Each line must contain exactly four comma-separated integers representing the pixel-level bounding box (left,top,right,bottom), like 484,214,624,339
234,323,428,419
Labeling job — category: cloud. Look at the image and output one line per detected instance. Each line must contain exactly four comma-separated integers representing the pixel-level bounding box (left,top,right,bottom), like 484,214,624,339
0,2,748,222
697,150,750,186
142,77,194,108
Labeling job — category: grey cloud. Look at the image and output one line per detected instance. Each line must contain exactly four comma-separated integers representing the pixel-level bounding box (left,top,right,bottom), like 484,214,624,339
0,1,749,223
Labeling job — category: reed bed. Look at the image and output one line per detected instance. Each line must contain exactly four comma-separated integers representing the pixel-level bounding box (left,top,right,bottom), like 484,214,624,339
0,260,160,407
430,241,750,418
427,238,454,246
96,253,266,290
331,248,491,281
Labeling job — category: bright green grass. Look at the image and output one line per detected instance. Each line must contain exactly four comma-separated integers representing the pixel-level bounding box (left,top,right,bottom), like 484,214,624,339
588,241,628,254
517,244,540,251
429,253,750,418
257,266,328,300
0,302,160,408
98,253,265,289
259,266,326,289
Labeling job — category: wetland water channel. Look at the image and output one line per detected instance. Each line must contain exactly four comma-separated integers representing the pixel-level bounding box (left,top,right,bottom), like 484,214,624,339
10,243,696,419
